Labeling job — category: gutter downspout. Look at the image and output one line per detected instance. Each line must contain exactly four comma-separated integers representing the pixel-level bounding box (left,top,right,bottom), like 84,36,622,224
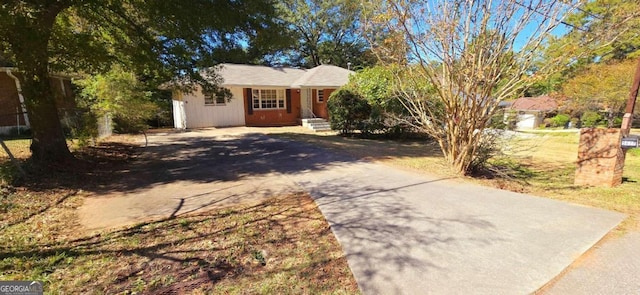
4,69,31,128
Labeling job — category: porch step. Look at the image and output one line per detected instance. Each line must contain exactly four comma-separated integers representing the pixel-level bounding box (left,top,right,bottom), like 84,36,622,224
301,118,327,127
302,118,332,132
309,122,331,131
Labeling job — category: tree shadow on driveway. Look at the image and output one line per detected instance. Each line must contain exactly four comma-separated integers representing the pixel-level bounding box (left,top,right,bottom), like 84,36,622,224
84,132,360,195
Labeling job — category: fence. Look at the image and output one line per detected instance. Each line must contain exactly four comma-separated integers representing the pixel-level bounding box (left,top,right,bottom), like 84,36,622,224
0,107,115,161
0,108,29,136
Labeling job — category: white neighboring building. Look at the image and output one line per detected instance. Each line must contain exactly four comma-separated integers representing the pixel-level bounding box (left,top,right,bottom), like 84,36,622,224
508,95,558,129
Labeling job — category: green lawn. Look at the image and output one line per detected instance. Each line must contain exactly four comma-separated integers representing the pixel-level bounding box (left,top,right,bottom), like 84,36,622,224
500,131,640,232
0,138,31,184
0,138,31,159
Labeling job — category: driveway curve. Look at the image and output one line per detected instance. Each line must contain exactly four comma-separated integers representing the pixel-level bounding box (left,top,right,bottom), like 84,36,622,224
78,127,624,294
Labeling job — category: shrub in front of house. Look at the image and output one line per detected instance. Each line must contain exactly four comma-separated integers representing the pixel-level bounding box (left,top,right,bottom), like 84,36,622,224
539,118,552,129
489,110,508,130
342,66,422,138
327,89,371,135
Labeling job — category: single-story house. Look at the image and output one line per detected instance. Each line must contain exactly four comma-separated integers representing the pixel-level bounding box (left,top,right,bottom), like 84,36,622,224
507,95,558,129
171,63,354,129
0,67,76,135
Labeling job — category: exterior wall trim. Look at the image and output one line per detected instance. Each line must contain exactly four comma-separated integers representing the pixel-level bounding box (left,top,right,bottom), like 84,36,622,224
3,69,30,127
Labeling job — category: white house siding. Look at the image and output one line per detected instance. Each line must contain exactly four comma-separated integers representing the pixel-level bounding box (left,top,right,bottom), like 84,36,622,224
175,86,245,128
172,100,186,129
516,113,541,129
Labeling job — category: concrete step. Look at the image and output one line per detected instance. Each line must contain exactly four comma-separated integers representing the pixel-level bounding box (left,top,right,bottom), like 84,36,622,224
302,118,328,127
302,118,327,123
310,127,331,131
310,127,332,132
308,123,331,132
309,122,330,128
302,118,332,131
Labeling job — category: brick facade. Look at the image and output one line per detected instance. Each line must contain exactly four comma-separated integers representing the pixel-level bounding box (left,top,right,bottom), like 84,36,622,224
243,88,302,127
0,71,76,134
311,88,334,120
574,128,627,187
0,72,27,128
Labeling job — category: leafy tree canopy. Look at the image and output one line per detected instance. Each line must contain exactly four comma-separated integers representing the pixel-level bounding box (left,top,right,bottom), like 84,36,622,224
560,58,637,126
0,0,283,164
523,0,640,96
76,65,159,132
274,0,376,68
565,0,640,62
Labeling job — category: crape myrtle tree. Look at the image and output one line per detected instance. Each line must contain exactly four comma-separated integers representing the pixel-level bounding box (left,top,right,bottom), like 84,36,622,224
0,0,281,166
363,0,582,175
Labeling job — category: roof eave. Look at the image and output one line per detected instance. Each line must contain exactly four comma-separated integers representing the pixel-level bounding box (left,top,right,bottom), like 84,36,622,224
224,84,292,88
292,84,344,88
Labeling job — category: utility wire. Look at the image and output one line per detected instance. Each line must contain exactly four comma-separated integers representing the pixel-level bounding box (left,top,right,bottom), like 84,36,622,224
513,1,588,32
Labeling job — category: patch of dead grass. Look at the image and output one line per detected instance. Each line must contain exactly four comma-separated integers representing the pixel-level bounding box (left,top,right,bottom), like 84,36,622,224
1,190,359,294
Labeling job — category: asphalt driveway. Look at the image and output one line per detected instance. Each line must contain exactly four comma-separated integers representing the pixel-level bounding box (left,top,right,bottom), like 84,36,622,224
78,127,625,294
79,127,353,230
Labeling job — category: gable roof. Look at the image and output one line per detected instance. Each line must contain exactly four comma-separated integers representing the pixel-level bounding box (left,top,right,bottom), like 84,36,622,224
510,95,558,112
210,63,353,88
290,64,353,88
209,64,305,87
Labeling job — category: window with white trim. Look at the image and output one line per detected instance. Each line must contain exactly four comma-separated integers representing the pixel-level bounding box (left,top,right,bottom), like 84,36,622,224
204,91,226,106
317,90,324,102
252,89,285,109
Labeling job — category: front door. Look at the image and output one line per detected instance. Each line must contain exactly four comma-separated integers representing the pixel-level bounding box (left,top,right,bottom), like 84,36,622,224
300,88,314,118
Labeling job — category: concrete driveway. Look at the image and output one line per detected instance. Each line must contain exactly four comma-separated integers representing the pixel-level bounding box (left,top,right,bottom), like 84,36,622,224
78,127,625,294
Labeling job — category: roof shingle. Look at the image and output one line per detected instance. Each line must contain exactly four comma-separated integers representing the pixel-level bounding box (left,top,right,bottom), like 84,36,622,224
510,95,558,111
209,63,353,88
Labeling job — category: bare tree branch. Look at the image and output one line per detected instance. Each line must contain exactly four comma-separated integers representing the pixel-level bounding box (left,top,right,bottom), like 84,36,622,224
364,0,583,174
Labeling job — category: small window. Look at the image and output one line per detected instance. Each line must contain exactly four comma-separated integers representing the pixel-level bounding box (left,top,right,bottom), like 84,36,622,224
204,91,226,106
215,94,226,105
317,90,324,102
204,92,214,105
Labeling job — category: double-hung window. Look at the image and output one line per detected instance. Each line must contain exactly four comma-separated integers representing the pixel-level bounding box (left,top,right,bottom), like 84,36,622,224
252,89,285,110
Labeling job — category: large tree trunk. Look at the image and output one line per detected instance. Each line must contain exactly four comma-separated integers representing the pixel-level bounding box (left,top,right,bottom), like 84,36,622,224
22,70,74,165
9,2,75,166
